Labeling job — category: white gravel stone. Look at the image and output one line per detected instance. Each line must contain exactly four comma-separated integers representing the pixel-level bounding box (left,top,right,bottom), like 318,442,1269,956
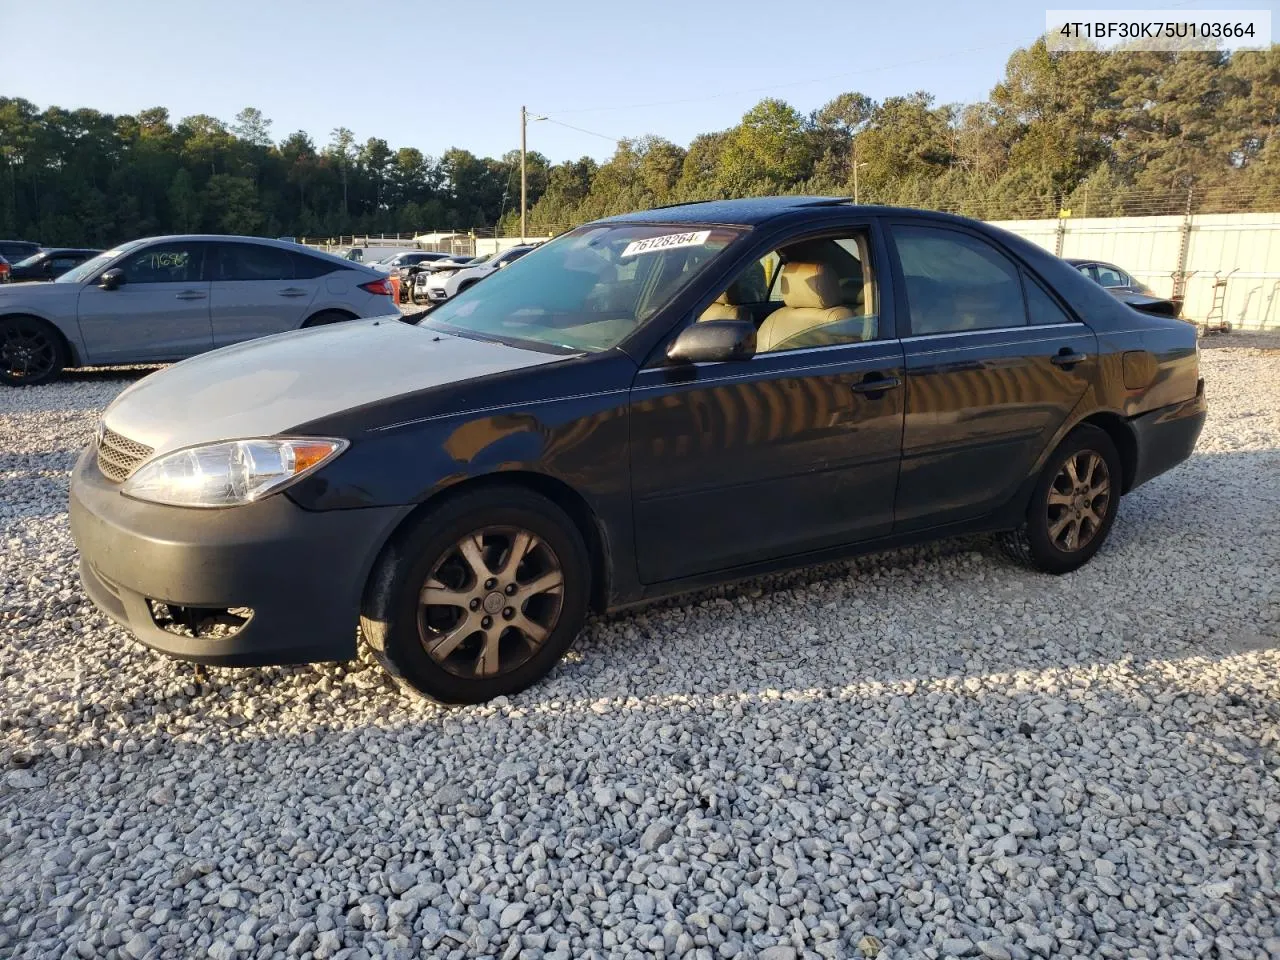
1,341,1280,958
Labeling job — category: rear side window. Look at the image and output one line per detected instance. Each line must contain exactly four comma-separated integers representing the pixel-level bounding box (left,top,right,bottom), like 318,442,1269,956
291,252,339,279
1024,273,1074,326
216,243,294,281
1094,265,1127,287
891,225,1026,335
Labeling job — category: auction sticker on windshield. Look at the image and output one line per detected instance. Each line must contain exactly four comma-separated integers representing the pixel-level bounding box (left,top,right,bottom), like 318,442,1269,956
621,230,711,258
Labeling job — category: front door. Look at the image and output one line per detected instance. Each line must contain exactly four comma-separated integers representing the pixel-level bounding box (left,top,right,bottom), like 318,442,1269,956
75,240,212,363
886,221,1096,530
209,241,319,347
629,225,905,583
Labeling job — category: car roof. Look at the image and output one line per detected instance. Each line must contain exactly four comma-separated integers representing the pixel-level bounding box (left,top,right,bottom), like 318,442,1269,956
113,235,378,272
593,196,855,226
591,197,1034,233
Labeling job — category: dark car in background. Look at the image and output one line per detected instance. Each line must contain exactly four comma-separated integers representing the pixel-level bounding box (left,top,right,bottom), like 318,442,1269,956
70,197,1205,705
7,248,101,283
0,240,43,283
0,240,42,264
1066,258,1183,318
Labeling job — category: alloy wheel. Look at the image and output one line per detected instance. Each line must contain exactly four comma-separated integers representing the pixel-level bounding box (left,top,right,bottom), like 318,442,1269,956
417,526,565,678
1046,450,1111,552
0,319,56,383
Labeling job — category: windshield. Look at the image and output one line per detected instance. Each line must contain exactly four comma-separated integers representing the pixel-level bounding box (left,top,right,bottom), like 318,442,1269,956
13,253,44,268
56,240,146,284
422,223,743,352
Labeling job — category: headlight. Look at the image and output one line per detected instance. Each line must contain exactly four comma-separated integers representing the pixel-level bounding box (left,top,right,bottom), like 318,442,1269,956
121,437,347,508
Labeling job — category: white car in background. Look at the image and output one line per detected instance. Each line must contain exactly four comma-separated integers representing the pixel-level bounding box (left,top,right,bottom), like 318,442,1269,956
367,250,454,273
421,245,536,303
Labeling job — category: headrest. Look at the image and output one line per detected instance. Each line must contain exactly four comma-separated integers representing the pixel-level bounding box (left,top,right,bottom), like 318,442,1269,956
780,262,842,310
714,260,768,306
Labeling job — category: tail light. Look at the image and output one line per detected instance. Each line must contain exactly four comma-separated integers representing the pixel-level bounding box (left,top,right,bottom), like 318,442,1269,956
0,262,9,282
359,277,393,296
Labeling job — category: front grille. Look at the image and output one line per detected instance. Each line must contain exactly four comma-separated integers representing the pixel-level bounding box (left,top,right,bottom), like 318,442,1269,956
96,427,153,483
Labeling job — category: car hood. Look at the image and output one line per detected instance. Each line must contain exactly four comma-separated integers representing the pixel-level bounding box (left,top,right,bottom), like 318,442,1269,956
102,317,563,455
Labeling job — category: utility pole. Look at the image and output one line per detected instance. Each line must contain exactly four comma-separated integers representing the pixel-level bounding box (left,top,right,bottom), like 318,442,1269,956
851,137,868,205
519,107,547,244
853,137,859,205
520,106,527,244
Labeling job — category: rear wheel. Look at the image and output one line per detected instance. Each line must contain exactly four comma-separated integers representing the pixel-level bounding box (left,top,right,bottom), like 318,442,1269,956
1002,425,1121,574
361,487,591,704
0,316,66,386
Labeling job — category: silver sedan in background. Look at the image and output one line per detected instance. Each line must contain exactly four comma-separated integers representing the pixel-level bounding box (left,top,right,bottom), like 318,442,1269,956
0,235,397,385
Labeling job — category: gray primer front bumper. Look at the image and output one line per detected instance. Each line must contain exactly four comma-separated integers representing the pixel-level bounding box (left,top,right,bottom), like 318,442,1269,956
69,446,411,666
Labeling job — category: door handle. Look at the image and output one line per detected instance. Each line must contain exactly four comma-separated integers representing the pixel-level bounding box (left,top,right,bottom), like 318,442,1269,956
1051,350,1088,368
851,374,902,395
278,287,308,297
175,290,206,300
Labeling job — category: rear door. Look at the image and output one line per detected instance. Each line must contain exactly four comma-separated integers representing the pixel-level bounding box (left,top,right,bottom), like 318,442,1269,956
75,240,212,363
886,221,1096,531
209,241,319,347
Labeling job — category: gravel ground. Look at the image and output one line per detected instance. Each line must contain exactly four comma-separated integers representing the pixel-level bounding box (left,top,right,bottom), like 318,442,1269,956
1,339,1279,960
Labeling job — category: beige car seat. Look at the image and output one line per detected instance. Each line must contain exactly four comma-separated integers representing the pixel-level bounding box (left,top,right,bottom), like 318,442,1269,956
755,262,859,352
698,261,767,323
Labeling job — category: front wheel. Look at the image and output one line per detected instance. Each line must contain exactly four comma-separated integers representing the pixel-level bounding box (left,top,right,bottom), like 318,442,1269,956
361,487,591,704
1003,425,1121,574
0,316,66,386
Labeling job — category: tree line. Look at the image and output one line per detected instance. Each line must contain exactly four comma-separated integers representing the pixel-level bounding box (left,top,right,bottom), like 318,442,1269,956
0,40,1275,248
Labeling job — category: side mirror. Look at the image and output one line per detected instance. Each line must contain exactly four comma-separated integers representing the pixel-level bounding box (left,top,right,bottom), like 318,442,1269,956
98,268,124,291
666,319,757,363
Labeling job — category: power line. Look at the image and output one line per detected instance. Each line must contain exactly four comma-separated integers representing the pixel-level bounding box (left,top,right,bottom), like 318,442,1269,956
537,117,623,144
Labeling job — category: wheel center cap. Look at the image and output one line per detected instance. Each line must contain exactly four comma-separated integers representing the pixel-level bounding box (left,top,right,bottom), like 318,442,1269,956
482,592,505,615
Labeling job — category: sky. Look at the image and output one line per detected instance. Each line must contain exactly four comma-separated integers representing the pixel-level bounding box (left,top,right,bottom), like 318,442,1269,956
2,0,1274,163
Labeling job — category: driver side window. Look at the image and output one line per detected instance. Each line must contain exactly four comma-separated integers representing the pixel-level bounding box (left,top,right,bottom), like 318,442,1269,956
120,243,205,284
698,232,879,354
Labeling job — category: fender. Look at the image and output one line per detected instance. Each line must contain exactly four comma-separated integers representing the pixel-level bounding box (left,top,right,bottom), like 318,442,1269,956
0,306,87,366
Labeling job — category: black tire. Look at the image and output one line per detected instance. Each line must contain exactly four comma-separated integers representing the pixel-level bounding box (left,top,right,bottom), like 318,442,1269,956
1002,424,1122,574
301,310,355,328
0,315,66,386
361,487,591,704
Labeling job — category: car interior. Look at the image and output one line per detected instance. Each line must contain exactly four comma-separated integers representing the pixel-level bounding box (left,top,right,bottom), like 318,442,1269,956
698,235,878,352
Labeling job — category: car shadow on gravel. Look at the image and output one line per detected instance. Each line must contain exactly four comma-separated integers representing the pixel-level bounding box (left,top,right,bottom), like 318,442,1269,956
1198,330,1280,351
16,449,1279,721
62,365,165,382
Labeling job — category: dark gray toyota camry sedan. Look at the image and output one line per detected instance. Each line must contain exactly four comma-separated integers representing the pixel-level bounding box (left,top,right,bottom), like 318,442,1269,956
70,197,1206,703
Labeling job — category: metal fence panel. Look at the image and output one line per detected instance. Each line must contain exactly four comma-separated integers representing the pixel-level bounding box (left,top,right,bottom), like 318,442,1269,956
993,213,1280,329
